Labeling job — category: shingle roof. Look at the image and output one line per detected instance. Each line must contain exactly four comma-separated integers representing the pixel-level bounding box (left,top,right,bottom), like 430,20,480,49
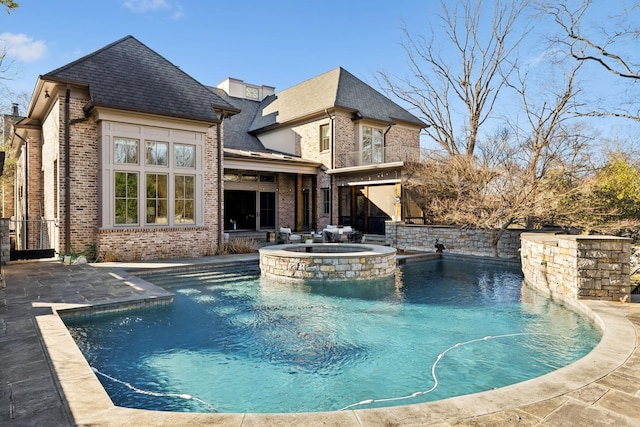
250,67,426,132
210,87,271,153
41,35,238,122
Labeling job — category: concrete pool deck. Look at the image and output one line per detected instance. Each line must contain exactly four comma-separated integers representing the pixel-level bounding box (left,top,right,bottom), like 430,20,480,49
1,254,640,426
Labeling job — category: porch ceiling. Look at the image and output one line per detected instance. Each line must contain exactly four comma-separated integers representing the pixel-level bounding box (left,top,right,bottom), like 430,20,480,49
224,148,321,174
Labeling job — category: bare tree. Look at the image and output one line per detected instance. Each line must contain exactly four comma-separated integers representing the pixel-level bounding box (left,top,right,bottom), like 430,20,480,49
403,57,602,256
543,0,640,120
379,0,529,156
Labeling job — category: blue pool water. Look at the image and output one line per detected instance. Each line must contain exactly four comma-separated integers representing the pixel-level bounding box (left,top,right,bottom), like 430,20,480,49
64,258,601,413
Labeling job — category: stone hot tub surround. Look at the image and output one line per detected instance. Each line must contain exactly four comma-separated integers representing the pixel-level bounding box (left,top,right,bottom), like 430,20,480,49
259,243,397,281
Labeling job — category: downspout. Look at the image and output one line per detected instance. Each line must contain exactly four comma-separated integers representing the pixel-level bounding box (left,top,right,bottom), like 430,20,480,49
216,114,224,250
13,131,29,249
64,84,71,254
324,109,334,223
384,123,396,223
383,122,394,161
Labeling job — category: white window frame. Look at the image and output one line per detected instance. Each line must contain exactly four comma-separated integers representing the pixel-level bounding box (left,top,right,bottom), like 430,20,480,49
101,122,206,229
361,125,384,164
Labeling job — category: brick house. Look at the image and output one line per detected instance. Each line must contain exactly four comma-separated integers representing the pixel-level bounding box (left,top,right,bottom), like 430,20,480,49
215,68,426,237
10,36,425,261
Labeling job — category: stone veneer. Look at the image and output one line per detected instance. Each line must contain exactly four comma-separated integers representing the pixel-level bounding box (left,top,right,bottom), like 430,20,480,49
259,243,396,281
385,222,523,258
0,218,9,265
520,232,631,302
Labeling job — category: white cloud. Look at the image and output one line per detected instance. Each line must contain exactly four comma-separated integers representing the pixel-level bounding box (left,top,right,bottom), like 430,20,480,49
123,0,184,20
171,4,184,20
0,33,47,62
123,0,171,13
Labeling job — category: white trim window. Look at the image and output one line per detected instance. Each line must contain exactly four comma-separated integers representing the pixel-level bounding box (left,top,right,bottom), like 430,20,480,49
362,126,384,164
107,129,203,228
114,171,138,225
320,124,330,152
174,174,195,224
175,144,195,168
146,141,168,166
146,173,168,224
115,137,139,164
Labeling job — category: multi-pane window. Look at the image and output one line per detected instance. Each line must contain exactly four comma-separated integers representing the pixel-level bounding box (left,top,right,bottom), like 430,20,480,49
115,172,138,224
175,175,195,224
112,134,199,227
146,141,168,166
320,124,330,151
362,126,384,164
322,188,331,215
175,144,195,168
114,138,139,164
146,173,168,224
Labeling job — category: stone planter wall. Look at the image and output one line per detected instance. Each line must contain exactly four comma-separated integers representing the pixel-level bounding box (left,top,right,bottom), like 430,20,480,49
520,232,631,302
385,222,522,258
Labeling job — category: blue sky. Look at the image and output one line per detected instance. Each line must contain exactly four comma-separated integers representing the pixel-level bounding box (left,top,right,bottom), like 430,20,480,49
0,0,427,100
1,0,638,149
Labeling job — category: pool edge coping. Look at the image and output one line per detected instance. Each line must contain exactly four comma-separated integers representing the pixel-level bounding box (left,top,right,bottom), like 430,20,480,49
35,261,637,426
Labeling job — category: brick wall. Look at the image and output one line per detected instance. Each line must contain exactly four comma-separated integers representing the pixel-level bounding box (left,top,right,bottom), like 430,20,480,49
521,233,631,302
96,125,220,261
277,174,296,230
63,97,99,253
384,125,421,163
98,227,216,261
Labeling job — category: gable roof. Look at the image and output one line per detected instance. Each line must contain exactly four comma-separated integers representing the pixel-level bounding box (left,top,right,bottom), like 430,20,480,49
41,35,238,122
249,67,426,132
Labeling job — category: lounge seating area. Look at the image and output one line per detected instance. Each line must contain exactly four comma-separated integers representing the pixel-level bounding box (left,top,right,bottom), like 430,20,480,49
322,225,362,243
275,226,362,244
276,228,302,244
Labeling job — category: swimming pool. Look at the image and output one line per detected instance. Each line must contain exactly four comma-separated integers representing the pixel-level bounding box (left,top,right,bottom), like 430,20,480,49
63,258,601,413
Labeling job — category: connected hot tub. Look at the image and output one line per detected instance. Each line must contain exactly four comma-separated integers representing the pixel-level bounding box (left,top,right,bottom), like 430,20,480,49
258,243,397,281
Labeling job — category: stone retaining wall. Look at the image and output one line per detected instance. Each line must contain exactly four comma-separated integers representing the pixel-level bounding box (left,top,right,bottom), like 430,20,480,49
520,232,631,302
385,222,522,258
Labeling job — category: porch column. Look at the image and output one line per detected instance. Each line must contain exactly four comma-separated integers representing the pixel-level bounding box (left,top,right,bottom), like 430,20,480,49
295,174,303,231
311,175,317,231
395,183,402,221
350,186,357,226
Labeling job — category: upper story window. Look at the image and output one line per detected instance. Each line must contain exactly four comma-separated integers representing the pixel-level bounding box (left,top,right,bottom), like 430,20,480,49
175,144,195,168
114,138,139,164
146,141,168,166
320,124,330,151
362,126,384,164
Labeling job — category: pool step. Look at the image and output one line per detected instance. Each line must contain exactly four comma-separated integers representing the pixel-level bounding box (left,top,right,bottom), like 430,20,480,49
140,264,260,289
